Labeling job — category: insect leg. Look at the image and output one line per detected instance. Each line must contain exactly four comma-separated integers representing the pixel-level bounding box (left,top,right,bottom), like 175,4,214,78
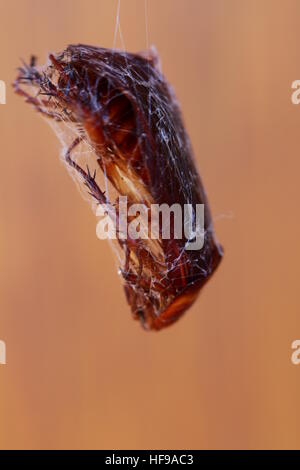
13,80,64,121
13,81,63,122
65,137,107,205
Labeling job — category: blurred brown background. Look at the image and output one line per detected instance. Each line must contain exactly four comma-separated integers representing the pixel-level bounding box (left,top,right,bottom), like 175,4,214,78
0,0,300,450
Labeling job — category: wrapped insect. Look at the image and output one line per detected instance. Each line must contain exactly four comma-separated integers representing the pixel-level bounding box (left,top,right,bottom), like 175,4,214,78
13,45,223,330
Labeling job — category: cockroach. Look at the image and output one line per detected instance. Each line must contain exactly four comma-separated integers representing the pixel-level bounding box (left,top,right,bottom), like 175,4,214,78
13,44,223,330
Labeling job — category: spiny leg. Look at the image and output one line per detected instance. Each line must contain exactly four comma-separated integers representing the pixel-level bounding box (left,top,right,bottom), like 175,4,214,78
13,80,64,121
65,137,107,205
65,139,162,293
13,57,72,122
65,138,143,295
65,138,135,262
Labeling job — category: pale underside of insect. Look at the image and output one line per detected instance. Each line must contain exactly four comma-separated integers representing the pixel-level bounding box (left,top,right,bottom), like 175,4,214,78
13,44,223,331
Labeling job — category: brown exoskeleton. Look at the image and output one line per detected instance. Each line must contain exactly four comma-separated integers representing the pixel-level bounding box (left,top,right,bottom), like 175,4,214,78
13,44,223,330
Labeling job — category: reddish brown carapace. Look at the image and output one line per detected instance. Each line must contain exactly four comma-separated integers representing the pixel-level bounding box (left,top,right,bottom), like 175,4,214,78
13,45,223,330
